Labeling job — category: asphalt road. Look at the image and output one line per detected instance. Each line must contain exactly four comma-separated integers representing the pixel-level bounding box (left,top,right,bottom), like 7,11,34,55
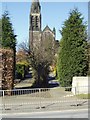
2,109,88,118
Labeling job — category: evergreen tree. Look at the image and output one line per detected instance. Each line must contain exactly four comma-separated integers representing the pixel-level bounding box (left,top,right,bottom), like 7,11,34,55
1,11,17,80
1,11,16,50
57,9,88,87
88,41,90,75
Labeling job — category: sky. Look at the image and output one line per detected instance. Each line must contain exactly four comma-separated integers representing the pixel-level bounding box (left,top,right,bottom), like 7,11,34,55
1,1,88,50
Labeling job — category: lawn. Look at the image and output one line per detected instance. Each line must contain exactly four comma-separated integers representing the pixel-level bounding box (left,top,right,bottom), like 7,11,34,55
76,93,90,99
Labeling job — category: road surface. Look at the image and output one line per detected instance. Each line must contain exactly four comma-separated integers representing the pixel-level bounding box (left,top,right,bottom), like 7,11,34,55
2,109,88,118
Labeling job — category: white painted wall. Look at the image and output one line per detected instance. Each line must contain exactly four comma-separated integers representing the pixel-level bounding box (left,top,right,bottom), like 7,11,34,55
72,76,90,95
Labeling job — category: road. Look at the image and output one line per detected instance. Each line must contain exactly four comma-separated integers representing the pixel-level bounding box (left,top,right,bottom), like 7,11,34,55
2,109,88,118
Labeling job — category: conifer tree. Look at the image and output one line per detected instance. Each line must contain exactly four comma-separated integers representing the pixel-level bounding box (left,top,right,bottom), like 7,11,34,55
1,11,16,50
1,11,17,80
57,9,88,87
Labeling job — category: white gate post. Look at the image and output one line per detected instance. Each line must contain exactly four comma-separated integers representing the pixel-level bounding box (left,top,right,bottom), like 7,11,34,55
39,89,41,109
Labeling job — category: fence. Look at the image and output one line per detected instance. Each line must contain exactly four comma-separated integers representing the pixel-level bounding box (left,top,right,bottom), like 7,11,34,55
0,86,89,114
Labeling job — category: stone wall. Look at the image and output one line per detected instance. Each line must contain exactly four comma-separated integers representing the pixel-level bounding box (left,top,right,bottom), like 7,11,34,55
72,76,90,95
0,49,14,92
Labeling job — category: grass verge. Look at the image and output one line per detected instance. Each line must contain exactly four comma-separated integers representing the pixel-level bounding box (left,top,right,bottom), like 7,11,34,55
76,93,90,99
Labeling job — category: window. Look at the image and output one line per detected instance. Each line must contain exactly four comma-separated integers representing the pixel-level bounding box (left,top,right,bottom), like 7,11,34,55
36,16,38,29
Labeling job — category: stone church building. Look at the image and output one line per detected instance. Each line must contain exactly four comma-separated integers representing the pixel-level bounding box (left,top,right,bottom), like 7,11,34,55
29,0,59,52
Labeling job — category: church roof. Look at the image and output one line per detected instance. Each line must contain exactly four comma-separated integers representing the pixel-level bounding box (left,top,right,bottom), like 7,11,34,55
43,25,54,34
31,0,41,13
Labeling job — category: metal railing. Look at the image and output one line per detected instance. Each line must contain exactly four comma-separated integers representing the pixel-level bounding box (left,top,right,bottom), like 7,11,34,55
0,86,89,113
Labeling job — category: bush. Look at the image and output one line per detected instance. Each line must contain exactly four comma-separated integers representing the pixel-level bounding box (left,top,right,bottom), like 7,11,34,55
16,64,25,79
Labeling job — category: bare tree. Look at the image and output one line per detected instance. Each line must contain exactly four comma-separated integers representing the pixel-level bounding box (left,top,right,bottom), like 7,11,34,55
19,35,56,88
31,36,55,87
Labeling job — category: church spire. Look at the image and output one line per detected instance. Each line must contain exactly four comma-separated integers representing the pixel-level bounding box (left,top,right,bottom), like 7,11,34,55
29,0,41,51
31,0,41,13
30,0,41,31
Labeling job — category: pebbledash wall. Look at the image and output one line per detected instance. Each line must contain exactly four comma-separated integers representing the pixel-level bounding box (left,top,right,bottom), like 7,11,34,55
72,76,90,95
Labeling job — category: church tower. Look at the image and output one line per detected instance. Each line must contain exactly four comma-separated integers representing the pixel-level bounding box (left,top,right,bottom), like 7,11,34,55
29,0,41,51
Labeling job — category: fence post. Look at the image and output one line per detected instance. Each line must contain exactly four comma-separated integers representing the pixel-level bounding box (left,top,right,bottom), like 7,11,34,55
75,87,76,95
3,90,4,97
2,90,5,111
39,88,41,109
